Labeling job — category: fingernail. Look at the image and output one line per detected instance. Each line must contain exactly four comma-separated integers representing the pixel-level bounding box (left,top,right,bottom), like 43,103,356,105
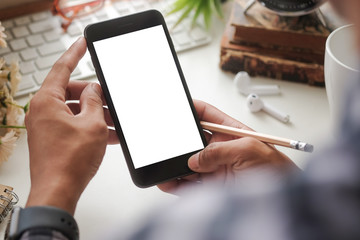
188,152,200,170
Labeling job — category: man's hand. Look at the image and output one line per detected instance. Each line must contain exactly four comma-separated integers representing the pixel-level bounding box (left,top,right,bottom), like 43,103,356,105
25,37,117,215
158,100,299,194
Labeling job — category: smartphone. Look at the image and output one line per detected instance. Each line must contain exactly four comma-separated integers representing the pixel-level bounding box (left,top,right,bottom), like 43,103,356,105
84,10,207,188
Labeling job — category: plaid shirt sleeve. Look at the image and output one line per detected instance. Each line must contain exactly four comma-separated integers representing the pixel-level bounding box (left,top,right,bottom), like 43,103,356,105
108,79,360,240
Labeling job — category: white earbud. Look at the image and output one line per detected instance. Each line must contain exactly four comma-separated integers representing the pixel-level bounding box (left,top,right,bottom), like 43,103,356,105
234,71,280,96
246,94,290,123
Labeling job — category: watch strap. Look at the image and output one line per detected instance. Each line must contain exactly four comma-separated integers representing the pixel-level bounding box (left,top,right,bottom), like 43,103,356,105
8,206,79,240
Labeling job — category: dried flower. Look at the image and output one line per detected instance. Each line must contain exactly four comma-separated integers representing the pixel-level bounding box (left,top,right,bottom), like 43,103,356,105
0,59,21,97
0,130,17,164
5,105,23,133
0,21,27,165
9,61,21,95
0,21,7,48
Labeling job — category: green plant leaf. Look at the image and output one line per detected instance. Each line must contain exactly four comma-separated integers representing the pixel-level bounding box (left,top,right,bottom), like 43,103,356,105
202,0,212,29
168,0,195,15
168,0,225,30
212,0,224,18
23,101,30,113
171,0,198,29
0,124,26,129
191,0,206,27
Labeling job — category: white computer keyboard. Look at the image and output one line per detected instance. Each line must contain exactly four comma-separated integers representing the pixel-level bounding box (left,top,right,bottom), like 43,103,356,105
0,0,211,98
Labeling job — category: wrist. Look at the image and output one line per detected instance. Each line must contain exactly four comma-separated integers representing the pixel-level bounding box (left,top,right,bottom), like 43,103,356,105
7,206,79,240
26,181,81,215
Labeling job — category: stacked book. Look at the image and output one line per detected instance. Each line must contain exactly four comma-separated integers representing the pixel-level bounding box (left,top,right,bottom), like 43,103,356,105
220,0,335,86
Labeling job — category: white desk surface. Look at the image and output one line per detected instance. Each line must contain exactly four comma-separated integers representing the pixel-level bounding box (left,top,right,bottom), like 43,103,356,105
0,2,333,239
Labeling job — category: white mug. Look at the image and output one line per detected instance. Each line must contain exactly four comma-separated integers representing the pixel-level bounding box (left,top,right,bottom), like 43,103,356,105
324,24,360,127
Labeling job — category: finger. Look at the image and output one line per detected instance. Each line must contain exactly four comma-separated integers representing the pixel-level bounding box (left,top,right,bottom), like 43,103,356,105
157,181,179,194
157,175,201,195
67,102,114,128
188,142,225,173
203,129,212,143
108,129,119,145
66,81,108,105
175,173,202,182
193,99,253,131
78,83,106,120
41,37,87,98
104,107,114,127
65,81,90,101
188,137,268,173
68,93,118,144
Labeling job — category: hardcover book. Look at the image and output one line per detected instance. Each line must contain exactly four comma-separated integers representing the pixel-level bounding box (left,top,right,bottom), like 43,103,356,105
219,0,341,85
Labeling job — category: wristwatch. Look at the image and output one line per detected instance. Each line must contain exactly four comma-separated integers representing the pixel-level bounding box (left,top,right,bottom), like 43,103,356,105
244,0,326,16
6,206,79,240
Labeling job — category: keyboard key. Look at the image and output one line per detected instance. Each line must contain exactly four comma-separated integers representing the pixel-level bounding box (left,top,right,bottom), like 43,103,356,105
2,20,14,29
67,24,82,37
149,1,166,11
95,9,109,21
172,32,191,46
165,15,178,25
9,38,28,51
31,12,51,22
20,61,36,74
113,1,132,15
190,27,208,42
12,26,30,38
20,48,38,61
14,16,31,26
28,19,59,33
43,29,62,42
168,22,184,34
18,74,36,91
131,1,147,11
35,53,61,69
10,0,211,99
4,52,20,62
96,13,110,22
26,34,45,47
0,47,11,55
33,68,51,85
4,30,14,41
71,67,81,78
38,41,66,56
78,17,93,28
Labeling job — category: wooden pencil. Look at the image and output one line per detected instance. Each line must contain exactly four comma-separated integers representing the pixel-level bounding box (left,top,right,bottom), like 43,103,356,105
200,121,313,153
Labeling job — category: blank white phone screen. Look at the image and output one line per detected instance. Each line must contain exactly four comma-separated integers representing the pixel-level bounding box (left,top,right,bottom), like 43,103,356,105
93,25,205,169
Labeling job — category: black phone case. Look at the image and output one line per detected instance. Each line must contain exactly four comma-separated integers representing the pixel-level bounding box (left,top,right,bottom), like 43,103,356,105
84,10,207,188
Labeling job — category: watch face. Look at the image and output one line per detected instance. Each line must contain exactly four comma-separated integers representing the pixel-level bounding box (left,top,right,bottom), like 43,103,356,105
258,0,325,15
